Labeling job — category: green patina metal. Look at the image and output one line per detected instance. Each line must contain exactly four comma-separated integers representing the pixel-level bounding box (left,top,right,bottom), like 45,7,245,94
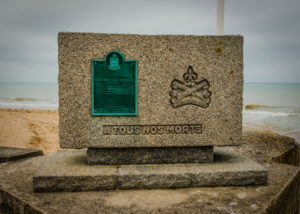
91,51,138,116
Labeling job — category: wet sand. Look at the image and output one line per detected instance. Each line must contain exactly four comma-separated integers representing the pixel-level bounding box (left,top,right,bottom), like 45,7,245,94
0,109,59,154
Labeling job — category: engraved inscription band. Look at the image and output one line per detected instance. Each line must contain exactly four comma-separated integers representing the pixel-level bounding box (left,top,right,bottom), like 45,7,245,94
103,124,202,135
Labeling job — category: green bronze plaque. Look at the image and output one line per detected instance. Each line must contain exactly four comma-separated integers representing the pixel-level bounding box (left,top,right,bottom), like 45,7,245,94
91,51,138,116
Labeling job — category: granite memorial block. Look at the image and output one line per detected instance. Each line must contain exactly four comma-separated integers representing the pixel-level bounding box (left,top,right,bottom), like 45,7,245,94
58,33,243,151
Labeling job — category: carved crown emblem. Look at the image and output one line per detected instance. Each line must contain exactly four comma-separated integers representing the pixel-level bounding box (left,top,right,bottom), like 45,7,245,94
169,66,211,108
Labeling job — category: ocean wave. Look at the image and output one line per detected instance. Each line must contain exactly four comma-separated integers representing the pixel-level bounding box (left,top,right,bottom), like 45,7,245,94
245,104,300,114
0,102,58,110
243,110,300,118
0,97,58,110
15,97,37,101
0,97,37,102
245,104,277,110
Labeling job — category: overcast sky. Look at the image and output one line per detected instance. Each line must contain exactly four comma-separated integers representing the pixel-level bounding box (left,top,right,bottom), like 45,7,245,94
0,0,299,83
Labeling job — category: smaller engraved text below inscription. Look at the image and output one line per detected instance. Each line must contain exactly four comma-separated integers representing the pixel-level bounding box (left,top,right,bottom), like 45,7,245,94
103,124,202,135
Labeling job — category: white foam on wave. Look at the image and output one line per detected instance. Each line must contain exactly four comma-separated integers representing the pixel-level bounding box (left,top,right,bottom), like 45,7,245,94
243,109,300,118
0,98,58,110
244,110,289,117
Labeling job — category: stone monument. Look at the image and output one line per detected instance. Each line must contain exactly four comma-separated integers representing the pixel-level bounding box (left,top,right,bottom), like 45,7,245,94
33,33,267,192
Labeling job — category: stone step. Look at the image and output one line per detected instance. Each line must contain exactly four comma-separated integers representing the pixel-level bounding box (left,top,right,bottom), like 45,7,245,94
33,147,267,192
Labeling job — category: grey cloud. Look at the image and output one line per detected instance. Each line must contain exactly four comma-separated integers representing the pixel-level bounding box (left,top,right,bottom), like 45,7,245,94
0,0,299,82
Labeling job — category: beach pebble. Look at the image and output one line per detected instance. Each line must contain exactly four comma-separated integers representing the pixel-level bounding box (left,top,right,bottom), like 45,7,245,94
250,204,258,210
229,201,238,206
189,190,201,194
237,192,247,199
256,187,267,192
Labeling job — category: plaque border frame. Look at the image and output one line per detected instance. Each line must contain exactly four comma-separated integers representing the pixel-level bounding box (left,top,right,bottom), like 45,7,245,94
91,51,138,116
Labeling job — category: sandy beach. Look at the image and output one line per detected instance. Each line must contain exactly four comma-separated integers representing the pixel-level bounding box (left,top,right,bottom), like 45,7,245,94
0,108,299,155
0,109,59,154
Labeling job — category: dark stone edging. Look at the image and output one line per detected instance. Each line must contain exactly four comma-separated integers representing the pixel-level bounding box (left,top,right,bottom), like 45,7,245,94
273,147,300,166
0,188,45,214
263,168,300,214
0,147,43,163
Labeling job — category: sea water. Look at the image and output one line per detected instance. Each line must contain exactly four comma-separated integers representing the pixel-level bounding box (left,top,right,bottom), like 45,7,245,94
243,83,300,134
0,82,299,134
0,82,58,110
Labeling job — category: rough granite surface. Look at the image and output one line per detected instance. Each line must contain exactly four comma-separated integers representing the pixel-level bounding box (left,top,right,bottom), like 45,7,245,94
87,146,213,165
58,33,243,149
32,147,267,192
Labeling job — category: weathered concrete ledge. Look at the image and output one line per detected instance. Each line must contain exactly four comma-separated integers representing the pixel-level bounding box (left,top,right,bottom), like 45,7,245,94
0,130,299,213
87,146,213,165
33,147,267,192
0,147,43,163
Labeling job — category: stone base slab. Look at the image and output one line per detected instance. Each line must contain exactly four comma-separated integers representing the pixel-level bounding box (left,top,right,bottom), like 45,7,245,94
33,147,267,192
87,146,213,165
0,147,43,163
